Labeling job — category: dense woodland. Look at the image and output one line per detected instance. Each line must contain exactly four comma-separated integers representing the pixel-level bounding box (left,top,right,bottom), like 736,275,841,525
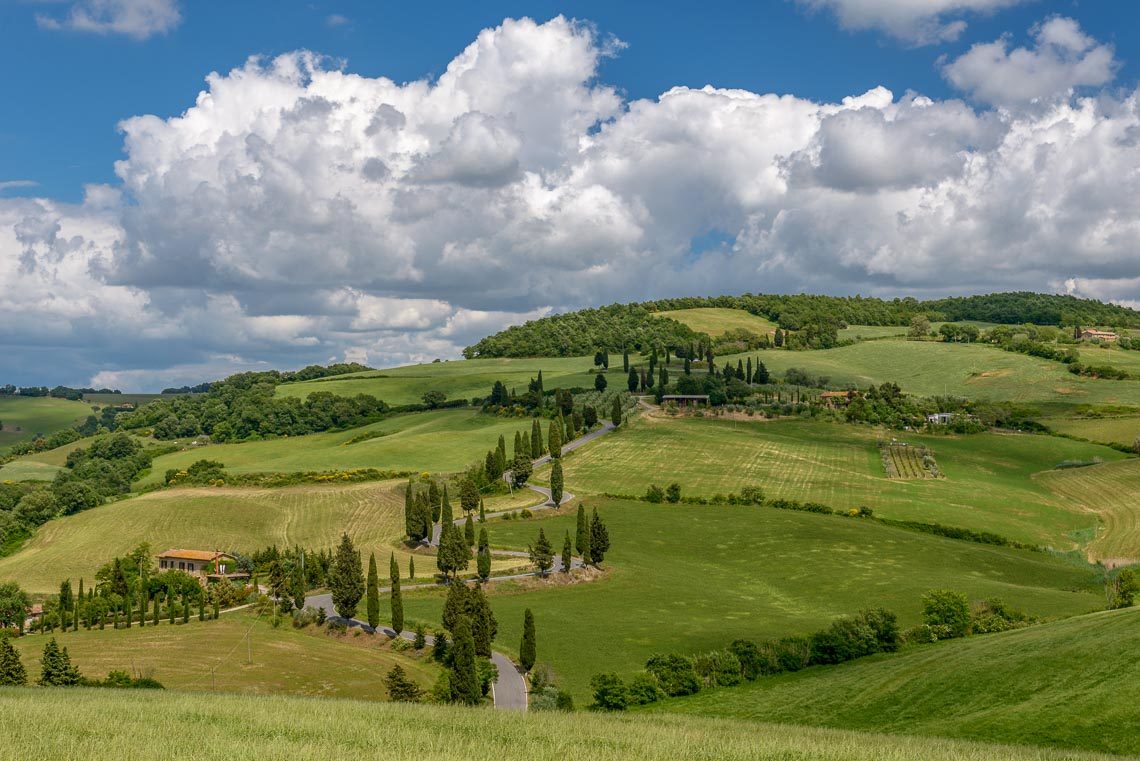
465,292,1140,358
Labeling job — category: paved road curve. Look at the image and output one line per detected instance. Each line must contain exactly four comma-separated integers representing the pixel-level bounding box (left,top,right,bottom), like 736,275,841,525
306,418,617,711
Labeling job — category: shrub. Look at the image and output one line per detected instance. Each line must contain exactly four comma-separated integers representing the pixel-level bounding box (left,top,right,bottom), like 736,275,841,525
626,673,663,704
665,483,681,503
728,639,763,681
738,486,765,505
590,673,629,711
291,606,320,629
644,485,665,503
767,636,811,673
922,589,972,638
809,617,878,665
691,649,742,687
645,653,701,696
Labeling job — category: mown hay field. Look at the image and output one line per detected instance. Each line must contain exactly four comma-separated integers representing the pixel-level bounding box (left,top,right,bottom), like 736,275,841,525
1036,458,1140,564
650,607,1140,757
0,396,91,453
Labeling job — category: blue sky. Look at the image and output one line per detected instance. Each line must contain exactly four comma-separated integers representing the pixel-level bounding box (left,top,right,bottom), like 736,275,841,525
4,1,1136,202
3,1,1140,389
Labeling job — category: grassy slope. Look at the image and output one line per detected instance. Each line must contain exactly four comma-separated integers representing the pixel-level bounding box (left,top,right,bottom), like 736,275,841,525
138,409,539,486
718,339,1140,412
1043,415,1140,447
391,498,1102,703
559,416,1127,552
650,607,1140,757
0,689,1111,761
275,356,617,406
0,396,91,453
10,611,437,700
1037,459,1140,563
654,307,776,337
0,479,530,593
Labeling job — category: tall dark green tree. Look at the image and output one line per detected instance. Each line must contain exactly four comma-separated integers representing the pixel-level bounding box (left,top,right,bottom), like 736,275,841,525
477,528,491,581
429,480,442,523
684,356,691,374
38,638,81,686
510,452,533,488
575,504,591,562
529,528,554,576
0,636,26,685
755,360,770,385
531,418,544,458
291,557,306,611
622,349,629,372
390,553,404,634
548,419,563,459
470,585,497,657
550,459,564,507
449,616,481,705
75,579,84,631
611,396,622,427
478,497,486,523
441,484,453,525
366,553,380,629
404,479,416,538
464,514,475,547
627,367,638,392
746,357,753,385
519,608,537,672
437,524,469,578
590,508,611,566
458,476,479,515
329,533,365,620
561,531,572,573
594,373,607,392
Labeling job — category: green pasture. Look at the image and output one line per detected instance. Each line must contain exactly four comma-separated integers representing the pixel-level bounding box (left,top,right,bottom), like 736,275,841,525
651,607,1140,756
558,416,1128,552
138,409,538,486
653,307,776,337
1037,458,1140,563
276,356,617,406
1042,415,1140,447
0,396,91,453
0,687,1107,761
389,497,1103,703
10,610,437,701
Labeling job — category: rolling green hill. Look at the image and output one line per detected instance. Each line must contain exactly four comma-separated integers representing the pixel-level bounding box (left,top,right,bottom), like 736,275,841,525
653,307,776,337
388,497,1104,703
0,687,1110,761
1037,459,1140,564
556,416,1128,552
650,607,1140,757
0,396,91,453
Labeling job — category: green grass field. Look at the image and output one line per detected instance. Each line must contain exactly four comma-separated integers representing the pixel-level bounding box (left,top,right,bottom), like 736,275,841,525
389,497,1103,703
1043,415,1140,447
719,339,1140,413
0,688,1108,761
1037,459,1140,563
557,416,1128,552
10,610,437,700
650,607,1140,757
0,479,531,593
137,409,540,486
653,307,777,337
275,356,616,406
0,396,91,453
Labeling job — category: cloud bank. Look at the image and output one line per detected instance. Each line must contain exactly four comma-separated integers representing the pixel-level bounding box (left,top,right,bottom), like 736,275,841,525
3,15,1140,389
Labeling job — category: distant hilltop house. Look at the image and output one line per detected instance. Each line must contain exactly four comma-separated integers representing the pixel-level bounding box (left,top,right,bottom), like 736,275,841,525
1079,328,1118,342
23,603,44,631
819,390,856,408
157,549,246,583
661,394,710,408
926,413,955,425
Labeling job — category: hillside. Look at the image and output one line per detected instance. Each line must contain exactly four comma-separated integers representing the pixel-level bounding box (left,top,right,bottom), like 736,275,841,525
0,396,91,453
0,686,1117,760
650,607,1140,756
384,497,1104,702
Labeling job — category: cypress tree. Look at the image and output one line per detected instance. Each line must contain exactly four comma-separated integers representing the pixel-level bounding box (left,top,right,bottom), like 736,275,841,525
182,593,190,624
366,553,380,629
476,528,491,581
755,360,770,384
531,419,543,457
594,373,607,392
449,616,481,705
404,479,417,539
484,450,497,482
390,553,404,635
470,585,497,657
746,357,753,385
212,598,220,620
737,359,744,378
684,356,691,374
408,556,416,579
611,396,622,427
529,528,554,576
627,367,638,392
0,637,26,686
125,588,133,628
441,581,472,634
548,419,562,459
659,367,668,388
478,497,485,523
575,504,590,561
590,509,611,565
550,459,564,507
464,514,475,547
622,349,629,372
535,370,544,395
152,595,159,626
199,595,206,622
329,533,365,620
513,430,523,459
562,531,572,573
441,486,453,525
519,609,536,672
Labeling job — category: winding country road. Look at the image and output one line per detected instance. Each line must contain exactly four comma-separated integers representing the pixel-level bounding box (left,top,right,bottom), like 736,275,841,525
305,417,618,711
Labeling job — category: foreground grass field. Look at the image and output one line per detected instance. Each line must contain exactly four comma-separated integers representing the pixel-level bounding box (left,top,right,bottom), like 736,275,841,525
720,339,1140,412
391,498,1103,702
559,416,1128,553
0,479,532,593
9,610,437,700
0,396,91,453
138,409,538,486
1037,459,1140,564
275,356,618,406
0,688,1111,761
651,607,1140,757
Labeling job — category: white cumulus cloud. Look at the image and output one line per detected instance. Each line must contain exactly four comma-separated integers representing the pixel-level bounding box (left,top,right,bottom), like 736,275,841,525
797,0,1026,45
37,0,182,40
